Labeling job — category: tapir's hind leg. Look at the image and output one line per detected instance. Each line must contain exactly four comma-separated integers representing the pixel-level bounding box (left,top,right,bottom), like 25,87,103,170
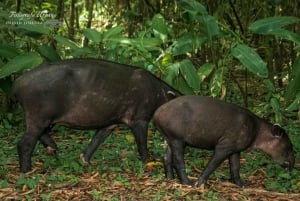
169,138,192,185
39,130,58,156
81,127,114,163
164,145,174,179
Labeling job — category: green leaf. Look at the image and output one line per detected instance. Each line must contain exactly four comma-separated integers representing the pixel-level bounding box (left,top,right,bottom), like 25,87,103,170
209,66,228,97
263,79,275,92
161,53,173,69
164,60,200,94
172,33,206,56
54,35,80,50
267,29,300,46
72,47,96,57
165,62,180,86
0,45,19,59
279,172,291,179
0,52,43,79
17,24,51,35
125,38,162,51
179,0,208,15
103,26,124,41
285,56,300,103
270,97,281,123
286,92,300,112
37,45,61,61
198,63,214,81
231,44,268,78
249,16,300,34
83,28,102,43
152,14,168,42
196,15,220,39
176,75,195,94
179,59,200,93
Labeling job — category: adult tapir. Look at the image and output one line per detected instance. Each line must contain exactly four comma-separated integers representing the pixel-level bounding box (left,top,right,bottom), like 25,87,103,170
153,95,295,187
13,58,181,173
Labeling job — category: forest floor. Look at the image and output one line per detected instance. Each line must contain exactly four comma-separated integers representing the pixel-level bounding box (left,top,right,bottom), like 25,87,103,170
0,126,299,200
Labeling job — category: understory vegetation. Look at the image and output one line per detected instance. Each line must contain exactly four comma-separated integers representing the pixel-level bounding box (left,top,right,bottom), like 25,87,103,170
0,120,299,200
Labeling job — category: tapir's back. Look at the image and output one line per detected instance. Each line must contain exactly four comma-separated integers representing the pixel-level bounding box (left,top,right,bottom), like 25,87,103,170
153,95,258,149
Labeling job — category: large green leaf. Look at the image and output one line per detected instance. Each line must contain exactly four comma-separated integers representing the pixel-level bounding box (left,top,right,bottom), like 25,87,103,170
209,66,228,97
17,24,51,37
0,45,19,59
152,14,168,42
175,75,195,95
165,60,200,94
267,29,300,46
121,38,162,51
103,26,124,41
83,28,102,43
198,63,214,81
179,0,208,15
0,52,43,79
179,59,200,93
249,16,300,34
286,92,300,112
165,62,180,86
197,15,220,39
54,35,80,50
172,33,206,56
231,44,268,78
285,56,300,103
37,45,61,61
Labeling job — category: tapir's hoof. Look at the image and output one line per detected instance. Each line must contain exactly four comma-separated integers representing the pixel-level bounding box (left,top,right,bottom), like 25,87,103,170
194,179,205,187
20,165,32,173
45,146,58,157
79,154,90,165
232,179,245,187
229,178,245,187
181,180,193,186
142,153,155,163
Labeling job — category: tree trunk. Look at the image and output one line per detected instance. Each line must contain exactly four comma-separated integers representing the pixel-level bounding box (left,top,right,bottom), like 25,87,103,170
83,0,95,46
69,0,76,41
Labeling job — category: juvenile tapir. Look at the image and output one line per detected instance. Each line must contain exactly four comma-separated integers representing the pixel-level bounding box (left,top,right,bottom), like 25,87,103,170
13,58,181,172
153,95,295,187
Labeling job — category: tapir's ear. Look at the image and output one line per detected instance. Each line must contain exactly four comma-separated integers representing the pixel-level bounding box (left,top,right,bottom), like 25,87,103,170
273,124,284,138
167,90,177,99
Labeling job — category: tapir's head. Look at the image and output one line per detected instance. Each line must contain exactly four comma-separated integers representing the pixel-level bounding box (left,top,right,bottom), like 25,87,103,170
265,125,295,171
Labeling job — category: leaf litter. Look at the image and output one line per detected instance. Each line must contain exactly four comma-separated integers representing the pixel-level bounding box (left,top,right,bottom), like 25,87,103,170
0,128,299,200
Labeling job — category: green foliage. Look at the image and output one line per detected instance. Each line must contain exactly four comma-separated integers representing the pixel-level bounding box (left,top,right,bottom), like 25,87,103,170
37,45,61,61
264,164,299,192
285,57,300,103
249,16,300,45
0,0,300,198
231,44,268,78
0,52,43,79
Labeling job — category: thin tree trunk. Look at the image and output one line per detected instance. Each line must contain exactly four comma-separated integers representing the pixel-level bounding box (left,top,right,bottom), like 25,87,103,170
69,0,76,41
83,0,95,46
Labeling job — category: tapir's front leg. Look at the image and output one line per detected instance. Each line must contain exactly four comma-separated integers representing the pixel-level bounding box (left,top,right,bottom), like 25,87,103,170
195,148,231,187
